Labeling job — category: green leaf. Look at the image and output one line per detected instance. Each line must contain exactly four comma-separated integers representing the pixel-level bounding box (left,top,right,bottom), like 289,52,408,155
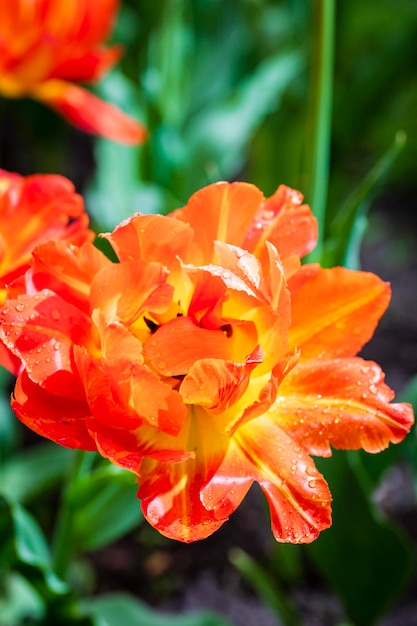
324,130,407,267
0,496,67,596
69,465,143,552
87,70,146,230
304,451,414,626
230,548,301,626
184,49,303,189
84,593,233,626
0,442,72,504
0,572,45,626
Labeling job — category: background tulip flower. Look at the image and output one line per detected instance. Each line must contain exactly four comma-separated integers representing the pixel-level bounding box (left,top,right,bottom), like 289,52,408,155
0,0,146,144
0,181,413,544
0,168,93,373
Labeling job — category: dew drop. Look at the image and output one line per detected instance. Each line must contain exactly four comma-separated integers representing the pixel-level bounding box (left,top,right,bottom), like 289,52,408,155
54,342,61,351
308,479,317,488
15,303,25,312
50,308,61,320
369,384,378,395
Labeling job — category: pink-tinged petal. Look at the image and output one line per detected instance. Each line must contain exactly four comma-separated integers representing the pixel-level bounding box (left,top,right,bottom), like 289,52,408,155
12,371,96,451
172,182,265,264
90,260,173,325
105,213,194,268
143,315,232,377
138,407,230,542
33,80,147,145
289,266,391,359
180,347,264,413
243,185,318,260
274,357,414,456
75,325,188,435
236,417,332,543
0,291,91,398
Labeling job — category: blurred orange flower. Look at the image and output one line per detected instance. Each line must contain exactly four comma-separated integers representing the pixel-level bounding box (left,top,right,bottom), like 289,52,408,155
0,0,146,143
0,168,93,372
0,181,413,543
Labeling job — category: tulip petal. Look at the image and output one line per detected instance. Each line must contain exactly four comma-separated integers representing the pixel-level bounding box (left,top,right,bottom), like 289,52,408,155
87,419,192,474
172,182,265,263
75,323,188,435
235,417,332,542
143,315,232,377
138,407,231,542
274,357,414,456
0,171,93,288
90,260,173,326
33,80,146,144
0,291,90,398
12,371,95,451
51,46,122,82
289,266,391,359
243,185,318,259
106,213,194,269
180,347,263,413
28,240,109,312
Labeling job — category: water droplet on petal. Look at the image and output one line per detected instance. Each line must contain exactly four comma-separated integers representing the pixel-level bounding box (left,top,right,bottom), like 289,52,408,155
369,384,378,395
15,303,25,312
50,308,61,320
54,342,61,351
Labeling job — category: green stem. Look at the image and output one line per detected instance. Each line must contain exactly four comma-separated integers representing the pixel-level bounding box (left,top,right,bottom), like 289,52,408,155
305,0,335,262
52,449,92,580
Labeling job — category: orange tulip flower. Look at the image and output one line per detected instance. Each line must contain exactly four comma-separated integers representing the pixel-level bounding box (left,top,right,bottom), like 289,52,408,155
0,0,146,144
0,168,93,372
0,181,413,543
